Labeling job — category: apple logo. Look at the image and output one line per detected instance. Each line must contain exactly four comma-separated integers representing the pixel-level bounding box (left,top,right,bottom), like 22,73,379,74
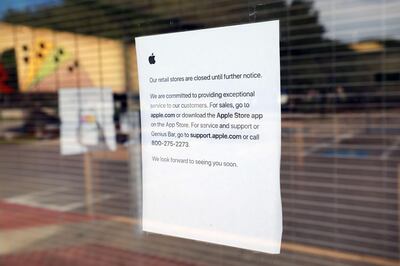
148,53,156,64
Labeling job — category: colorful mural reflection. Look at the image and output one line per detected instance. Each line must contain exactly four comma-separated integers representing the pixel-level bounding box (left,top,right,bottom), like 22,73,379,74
0,22,138,94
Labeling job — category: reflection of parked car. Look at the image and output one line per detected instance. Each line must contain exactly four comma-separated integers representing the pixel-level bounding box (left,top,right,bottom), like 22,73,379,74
5,105,60,139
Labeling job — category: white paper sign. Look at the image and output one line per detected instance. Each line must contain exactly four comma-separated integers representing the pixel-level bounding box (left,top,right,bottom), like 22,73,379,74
59,88,116,155
136,21,282,253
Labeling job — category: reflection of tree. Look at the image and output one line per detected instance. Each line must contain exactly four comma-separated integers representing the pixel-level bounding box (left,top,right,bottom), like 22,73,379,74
3,0,202,39
251,0,356,96
3,0,359,97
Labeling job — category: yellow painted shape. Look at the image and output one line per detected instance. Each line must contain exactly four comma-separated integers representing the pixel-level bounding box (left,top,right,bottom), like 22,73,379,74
25,39,54,90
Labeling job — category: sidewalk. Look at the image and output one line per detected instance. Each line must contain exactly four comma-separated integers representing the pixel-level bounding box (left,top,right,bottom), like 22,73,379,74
0,200,198,266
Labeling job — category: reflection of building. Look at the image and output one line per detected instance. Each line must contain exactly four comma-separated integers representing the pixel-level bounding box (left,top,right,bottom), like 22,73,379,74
349,40,400,102
0,22,138,94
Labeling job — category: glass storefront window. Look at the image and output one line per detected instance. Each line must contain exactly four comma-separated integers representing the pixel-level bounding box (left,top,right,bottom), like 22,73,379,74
0,1,399,265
